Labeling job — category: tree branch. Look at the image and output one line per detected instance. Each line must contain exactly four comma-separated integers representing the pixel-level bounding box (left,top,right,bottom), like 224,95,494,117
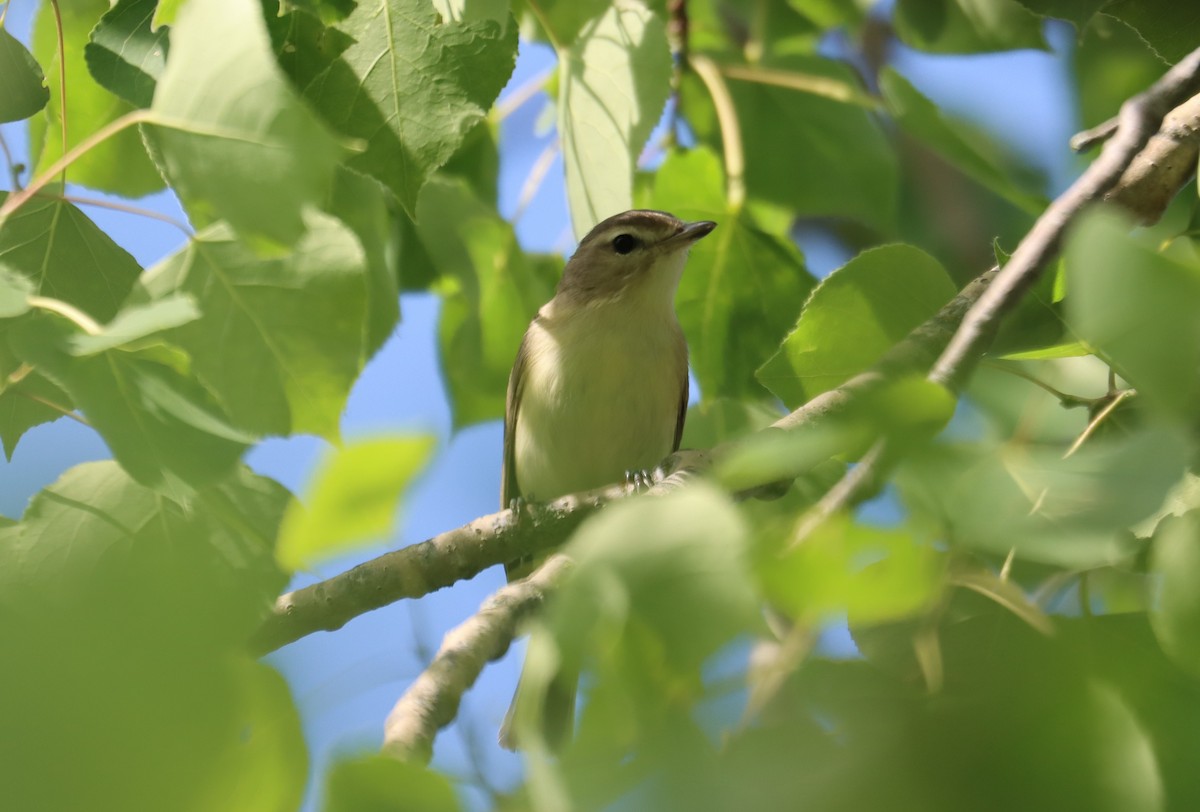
382,555,573,763
782,46,1200,552
929,46,1200,390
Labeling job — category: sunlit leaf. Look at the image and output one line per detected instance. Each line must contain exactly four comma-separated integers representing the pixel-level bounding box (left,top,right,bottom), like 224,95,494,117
29,0,163,196
145,0,343,248
305,0,517,215
9,309,252,492
765,514,944,625
1066,208,1200,418
757,244,956,408
84,0,170,108
0,26,49,122
1150,511,1200,676
898,427,1190,567
277,435,434,571
0,461,300,811
324,754,461,812
136,212,369,438
559,0,671,238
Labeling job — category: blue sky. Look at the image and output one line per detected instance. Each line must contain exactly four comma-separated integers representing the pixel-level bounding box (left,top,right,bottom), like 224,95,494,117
0,3,1082,806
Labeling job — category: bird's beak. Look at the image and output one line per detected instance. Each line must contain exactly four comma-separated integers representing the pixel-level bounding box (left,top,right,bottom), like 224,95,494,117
678,220,717,243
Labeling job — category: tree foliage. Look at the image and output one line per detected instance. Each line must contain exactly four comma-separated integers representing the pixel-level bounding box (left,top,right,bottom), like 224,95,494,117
1,0,1200,810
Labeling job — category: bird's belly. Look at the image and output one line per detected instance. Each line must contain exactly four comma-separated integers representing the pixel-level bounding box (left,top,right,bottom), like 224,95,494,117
514,331,680,501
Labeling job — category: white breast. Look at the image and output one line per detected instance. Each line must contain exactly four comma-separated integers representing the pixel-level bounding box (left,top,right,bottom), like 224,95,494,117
513,299,685,501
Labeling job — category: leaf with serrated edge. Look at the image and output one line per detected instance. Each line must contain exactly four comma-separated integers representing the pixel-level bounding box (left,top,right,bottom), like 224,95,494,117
145,0,343,248
84,0,170,109
0,194,141,322
0,27,49,122
305,0,517,215
560,0,671,239
29,0,163,196
758,244,956,408
277,435,434,570
136,211,368,438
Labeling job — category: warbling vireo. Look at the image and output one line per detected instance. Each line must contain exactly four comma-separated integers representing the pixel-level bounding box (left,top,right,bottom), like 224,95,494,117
498,209,717,749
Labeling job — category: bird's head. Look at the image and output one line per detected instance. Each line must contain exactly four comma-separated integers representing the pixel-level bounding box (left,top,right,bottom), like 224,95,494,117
556,210,717,308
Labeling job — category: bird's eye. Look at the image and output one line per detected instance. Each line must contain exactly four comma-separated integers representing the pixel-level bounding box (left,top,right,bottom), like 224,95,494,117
611,233,638,254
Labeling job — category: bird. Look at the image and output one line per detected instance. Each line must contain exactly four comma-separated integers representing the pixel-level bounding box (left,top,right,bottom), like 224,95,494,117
498,209,717,749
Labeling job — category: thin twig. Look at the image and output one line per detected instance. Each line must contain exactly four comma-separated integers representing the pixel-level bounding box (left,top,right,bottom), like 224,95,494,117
62,193,193,235
382,555,572,763
1062,389,1135,459
981,360,1093,408
1070,117,1119,152
0,110,151,219
930,47,1200,390
49,0,68,185
690,54,746,209
720,63,881,109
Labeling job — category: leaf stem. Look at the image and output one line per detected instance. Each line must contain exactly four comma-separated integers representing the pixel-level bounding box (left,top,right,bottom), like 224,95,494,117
27,294,103,335
14,389,90,427
1062,389,1135,459
62,192,193,236
49,0,68,186
720,63,882,110
982,360,1093,408
690,54,745,210
0,109,151,219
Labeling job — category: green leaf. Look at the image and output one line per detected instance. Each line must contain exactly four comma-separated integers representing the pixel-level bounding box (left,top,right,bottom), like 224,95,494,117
894,0,1048,53
559,0,671,239
0,266,33,317
136,212,369,439
701,55,899,231
519,483,759,745
326,168,401,358
84,0,170,108
0,26,49,122
0,366,74,458
277,435,434,571
1151,511,1200,675
9,311,253,492
305,0,517,215
0,462,303,812
28,0,164,196
152,0,185,28
897,427,1191,567
763,514,943,625
145,0,343,248
880,69,1048,215
512,0,609,44
0,193,141,321
1104,0,1200,64
1066,208,1200,418
417,177,556,426
757,243,957,408
324,754,461,812
1,460,288,645
646,148,817,398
